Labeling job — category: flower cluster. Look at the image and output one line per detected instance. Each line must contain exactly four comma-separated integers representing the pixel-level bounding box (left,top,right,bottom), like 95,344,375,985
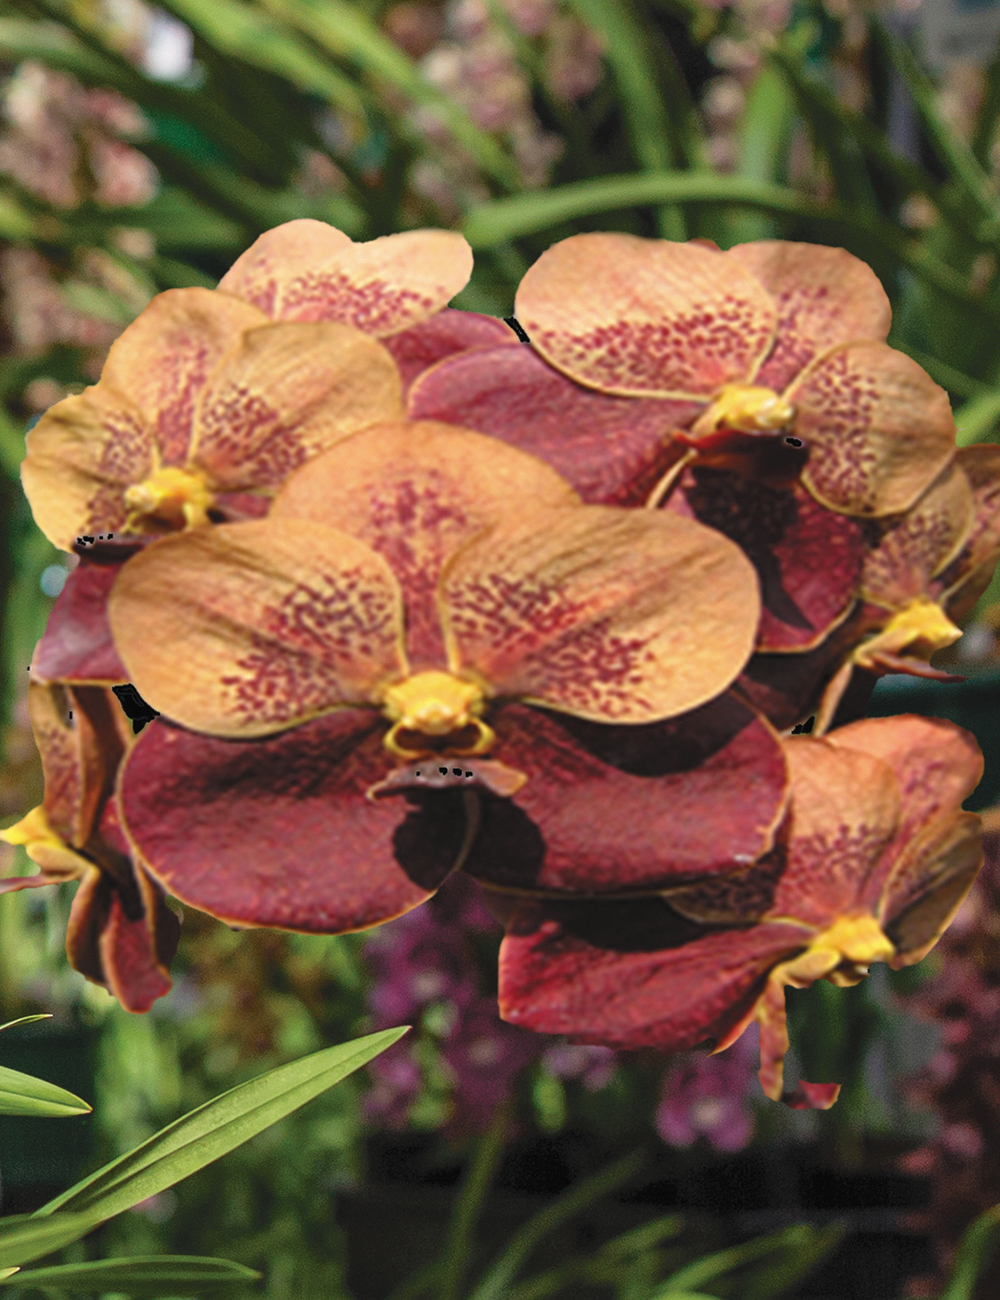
3,219,995,1111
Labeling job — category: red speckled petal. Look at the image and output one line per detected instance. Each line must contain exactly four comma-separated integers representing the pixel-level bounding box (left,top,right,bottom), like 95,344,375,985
28,683,123,848
882,811,983,965
382,309,517,390
666,467,865,651
191,320,403,490
271,420,576,667
862,461,974,608
107,519,407,737
462,694,787,892
515,233,776,397
824,713,983,910
21,386,152,552
31,551,144,685
118,712,468,931
99,288,269,465
939,444,1000,616
442,506,760,722
219,219,473,334
768,736,900,928
408,342,700,505
728,241,891,392
787,342,956,517
498,896,811,1050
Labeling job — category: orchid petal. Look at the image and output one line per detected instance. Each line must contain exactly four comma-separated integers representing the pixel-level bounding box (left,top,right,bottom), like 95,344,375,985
788,342,956,517
514,233,776,398
31,553,138,685
498,897,810,1050
666,468,865,651
407,342,699,505
27,684,122,849
383,309,517,390
97,886,175,1013
99,288,270,465
442,506,760,722
191,321,403,490
118,712,468,932
768,736,901,928
939,444,1000,617
727,241,891,392
218,219,473,334
271,419,577,667
861,460,975,608
21,386,152,552
108,519,407,738
462,695,787,892
882,811,983,965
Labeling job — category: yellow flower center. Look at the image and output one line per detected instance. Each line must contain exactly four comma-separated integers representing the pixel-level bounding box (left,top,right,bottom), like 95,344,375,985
854,598,962,670
784,913,896,989
123,466,216,532
380,671,495,759
691,383,796,441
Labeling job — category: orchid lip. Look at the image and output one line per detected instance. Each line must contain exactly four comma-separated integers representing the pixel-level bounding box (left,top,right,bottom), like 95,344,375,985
380,670,496,759
123,465,216,532
690,383,797,443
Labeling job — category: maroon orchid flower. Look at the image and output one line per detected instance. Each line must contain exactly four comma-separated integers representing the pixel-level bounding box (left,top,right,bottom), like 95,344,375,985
497,714,983,1108
0,682,180,1012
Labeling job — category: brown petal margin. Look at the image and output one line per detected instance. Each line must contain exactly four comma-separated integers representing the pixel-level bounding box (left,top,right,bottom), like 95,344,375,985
191,320,404,490
407,342,699,505
118,711,469,932
462,694,788,893
788,342,956,517
271,419,577,667
498,896,810,1051
219,219,473,335
514,233,776,398
441,506,760,722
107,519,407,737
728,241,892,393
32,550,141,685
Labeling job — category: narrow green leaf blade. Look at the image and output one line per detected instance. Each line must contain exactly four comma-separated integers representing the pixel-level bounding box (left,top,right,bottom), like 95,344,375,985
0,1214,101,1270
0,1065,91,1118
0,1255,260,1294
940,1204,1000,1300
35,1028,407,1222
0,1016,53,1033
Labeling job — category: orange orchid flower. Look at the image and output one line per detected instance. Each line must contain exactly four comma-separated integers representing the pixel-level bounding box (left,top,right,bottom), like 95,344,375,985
497,714,983,1108
21,287,405,551
101,420,782,935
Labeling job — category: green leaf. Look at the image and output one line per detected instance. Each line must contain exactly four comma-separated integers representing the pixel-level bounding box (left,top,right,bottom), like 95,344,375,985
467,1150,647,1300
939,1204,1000,1300
0,1064,91,1118
257,0,522,190
163,0,367,118
35,1028,407,1222
0,1214,102,1270
0,1016,53,1033
650,1224,830,1298
0,1255,261,1294
956,390,1000,446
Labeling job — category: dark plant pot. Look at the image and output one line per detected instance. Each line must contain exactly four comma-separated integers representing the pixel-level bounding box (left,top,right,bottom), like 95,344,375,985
868,668,1000,810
